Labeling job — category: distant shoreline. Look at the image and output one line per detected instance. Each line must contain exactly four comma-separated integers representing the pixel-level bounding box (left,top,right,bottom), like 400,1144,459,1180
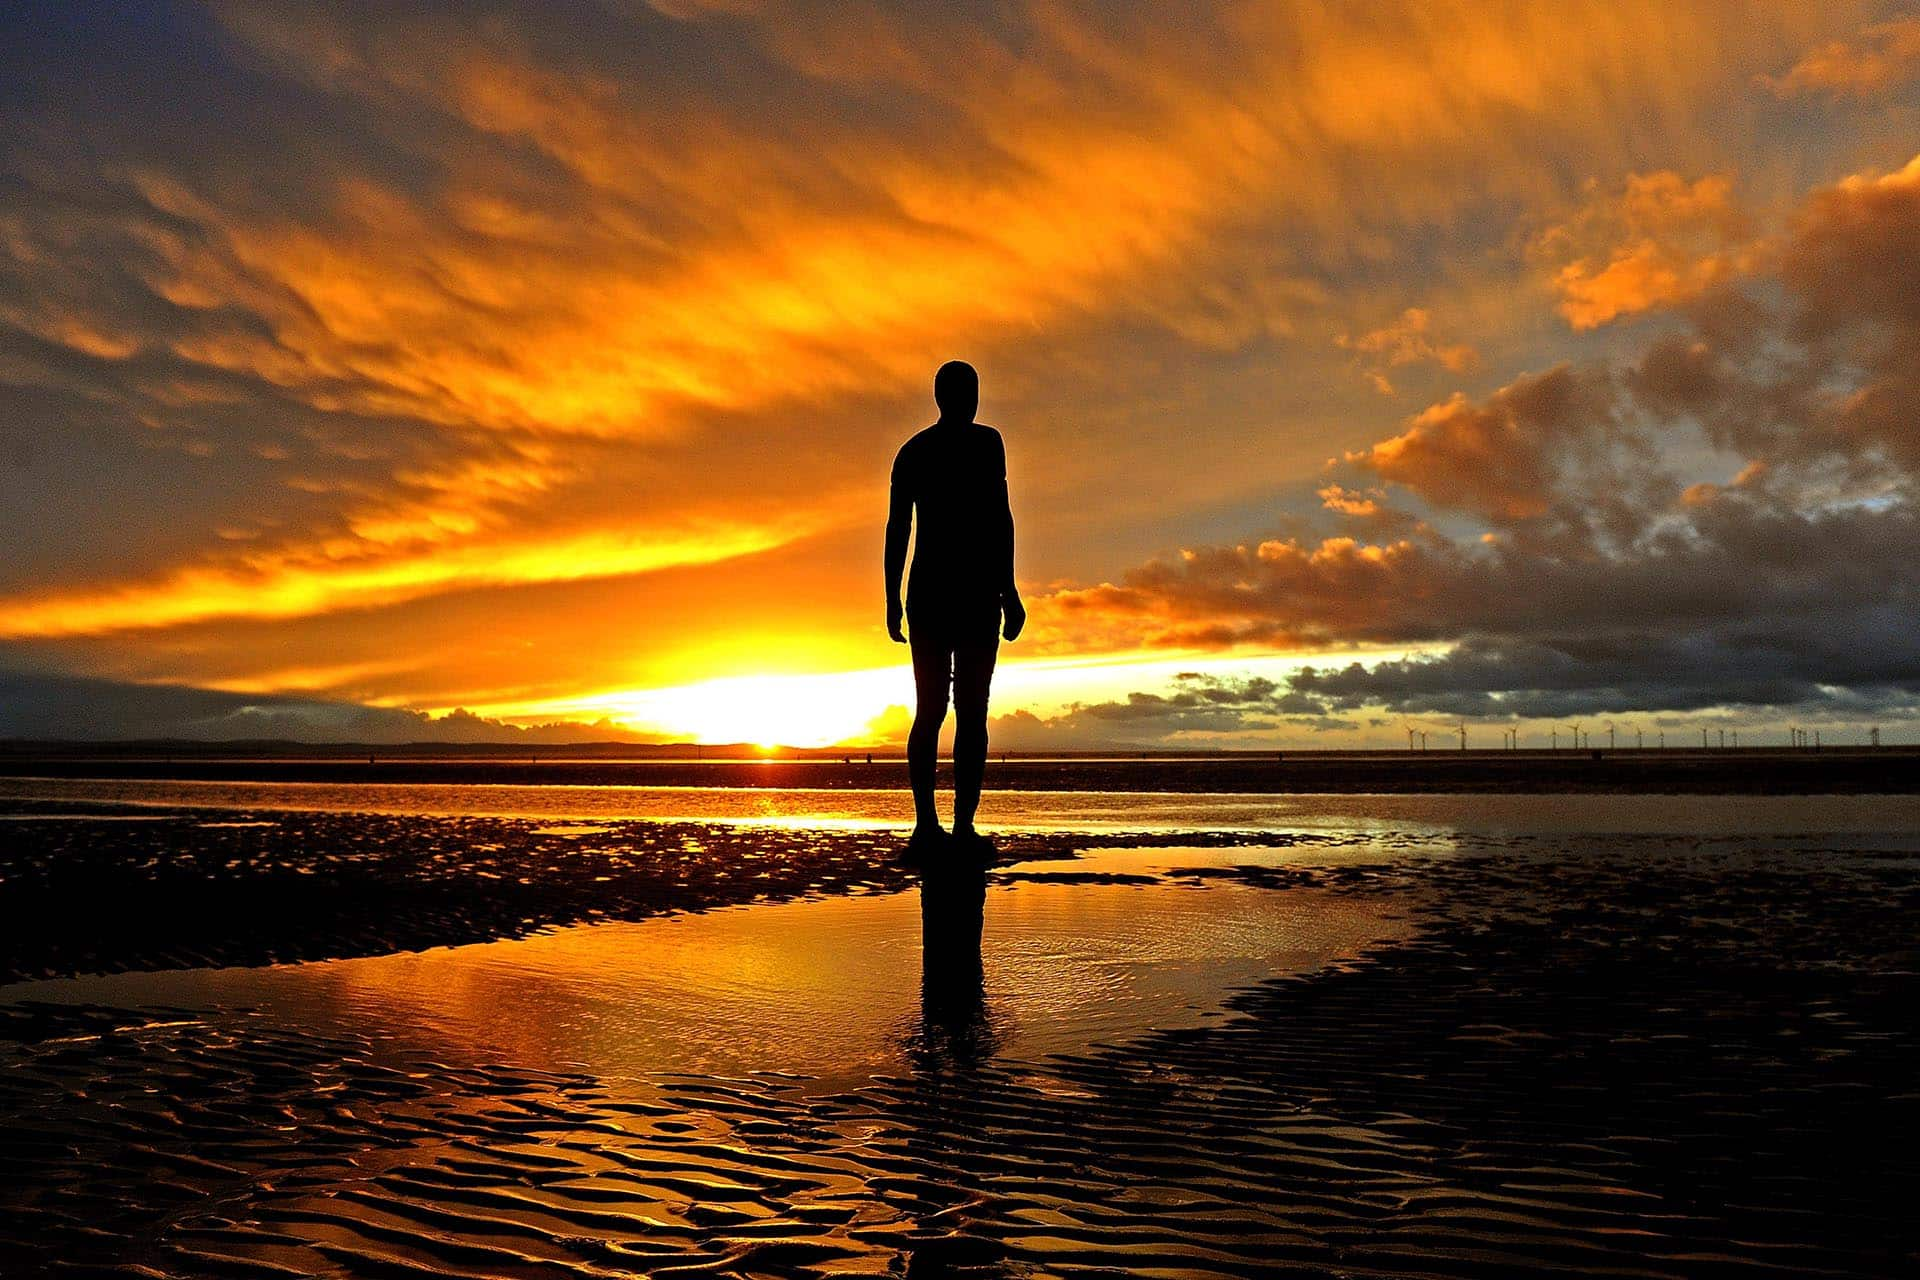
2,748,1916,794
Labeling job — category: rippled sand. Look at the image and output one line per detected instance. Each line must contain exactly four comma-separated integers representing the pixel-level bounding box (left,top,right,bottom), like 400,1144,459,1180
4,819,1918,1277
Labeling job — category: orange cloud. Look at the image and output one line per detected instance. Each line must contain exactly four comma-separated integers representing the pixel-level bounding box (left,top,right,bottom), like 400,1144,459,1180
1337,308,1477,395
1345,367,1625,525
1317,484,1384,517
1760,16,1920,98
0,517,802,639
1535,172,1758,328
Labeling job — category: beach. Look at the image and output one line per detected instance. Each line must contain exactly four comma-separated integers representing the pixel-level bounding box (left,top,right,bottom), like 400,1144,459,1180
2,768,1917,1277
16,3,1920,1276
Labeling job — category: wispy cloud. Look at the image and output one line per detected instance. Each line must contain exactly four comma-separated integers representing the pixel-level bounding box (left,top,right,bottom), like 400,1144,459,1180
1337,309,1476,395
1760,15,1920,99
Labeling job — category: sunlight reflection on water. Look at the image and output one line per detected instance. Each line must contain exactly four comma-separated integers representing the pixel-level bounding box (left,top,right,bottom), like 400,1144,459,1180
0,867,1412,1088
8,775,1920,834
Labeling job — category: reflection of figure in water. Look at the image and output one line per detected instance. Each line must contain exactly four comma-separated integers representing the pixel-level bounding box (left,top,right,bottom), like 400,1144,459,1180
897,868,1018,1280
885,360,1025,856
912,864,996,1069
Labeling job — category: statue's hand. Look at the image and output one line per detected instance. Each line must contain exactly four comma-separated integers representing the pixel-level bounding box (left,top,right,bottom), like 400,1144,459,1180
887,599,906,644
1002,593,1026,642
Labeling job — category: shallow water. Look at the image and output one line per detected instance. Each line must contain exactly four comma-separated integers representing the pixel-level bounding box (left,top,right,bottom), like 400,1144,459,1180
8,773,1920,833
0,862,1411,1088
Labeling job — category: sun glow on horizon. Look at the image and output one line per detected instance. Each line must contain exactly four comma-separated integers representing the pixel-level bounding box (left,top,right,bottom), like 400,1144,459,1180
531,668,913,748
472,647,1434,749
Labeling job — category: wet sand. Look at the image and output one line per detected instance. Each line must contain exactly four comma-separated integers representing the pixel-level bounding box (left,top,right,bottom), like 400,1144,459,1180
0,804,1302,982
3,806,1918,1276
15,773,1920,834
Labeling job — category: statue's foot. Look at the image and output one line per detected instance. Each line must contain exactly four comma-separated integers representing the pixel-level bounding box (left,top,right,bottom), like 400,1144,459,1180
896,824,947,866
950,825,996,862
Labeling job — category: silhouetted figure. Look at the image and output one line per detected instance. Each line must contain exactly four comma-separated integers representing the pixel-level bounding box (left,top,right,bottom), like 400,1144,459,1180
886,361,1024,853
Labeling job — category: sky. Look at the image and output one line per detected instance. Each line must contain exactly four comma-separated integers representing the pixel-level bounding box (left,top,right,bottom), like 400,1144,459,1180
3,0,1920,748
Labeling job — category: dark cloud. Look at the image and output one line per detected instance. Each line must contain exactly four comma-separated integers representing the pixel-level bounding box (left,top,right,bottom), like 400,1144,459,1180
1038,156,1920,728
991,673,1359,748
0,669,652,743
1285,627,1920,721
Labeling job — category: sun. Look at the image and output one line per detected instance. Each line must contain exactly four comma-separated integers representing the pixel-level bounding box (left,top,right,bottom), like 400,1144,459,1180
576,668,912,748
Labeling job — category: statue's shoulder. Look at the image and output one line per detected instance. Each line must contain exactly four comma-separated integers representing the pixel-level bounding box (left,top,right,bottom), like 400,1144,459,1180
893,424,939,468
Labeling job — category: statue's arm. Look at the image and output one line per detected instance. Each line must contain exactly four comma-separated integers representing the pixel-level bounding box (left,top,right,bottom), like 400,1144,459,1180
996,432,1024,640
884,451,912,642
